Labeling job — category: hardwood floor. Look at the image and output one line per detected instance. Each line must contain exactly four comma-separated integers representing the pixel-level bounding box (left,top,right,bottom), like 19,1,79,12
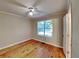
0,39,65,58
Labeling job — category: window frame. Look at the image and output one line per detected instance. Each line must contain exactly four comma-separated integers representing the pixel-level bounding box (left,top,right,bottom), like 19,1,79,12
37,20,53,37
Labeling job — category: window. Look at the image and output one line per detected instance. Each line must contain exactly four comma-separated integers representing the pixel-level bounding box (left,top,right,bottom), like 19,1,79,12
37,20,53,37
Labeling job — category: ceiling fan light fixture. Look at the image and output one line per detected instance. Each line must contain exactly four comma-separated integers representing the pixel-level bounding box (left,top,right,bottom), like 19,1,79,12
28,8,35,16
29,11,33,16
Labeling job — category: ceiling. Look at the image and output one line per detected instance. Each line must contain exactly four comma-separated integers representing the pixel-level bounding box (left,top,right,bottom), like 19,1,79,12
0,0,68,18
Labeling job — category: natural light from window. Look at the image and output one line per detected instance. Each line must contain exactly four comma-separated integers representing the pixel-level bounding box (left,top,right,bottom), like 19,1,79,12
37,20,53,37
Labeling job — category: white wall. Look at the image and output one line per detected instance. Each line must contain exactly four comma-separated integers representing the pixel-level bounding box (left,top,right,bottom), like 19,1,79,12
31,16,63,47
0,13,32,48
71,0,79,58
63,15,66,55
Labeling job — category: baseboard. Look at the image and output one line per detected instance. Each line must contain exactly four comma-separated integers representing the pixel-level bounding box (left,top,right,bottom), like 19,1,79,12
0,39,31,50
33,39,63,48
0,38,63,51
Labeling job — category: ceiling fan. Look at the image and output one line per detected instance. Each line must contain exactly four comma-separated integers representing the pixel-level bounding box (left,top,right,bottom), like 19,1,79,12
4,0,45,17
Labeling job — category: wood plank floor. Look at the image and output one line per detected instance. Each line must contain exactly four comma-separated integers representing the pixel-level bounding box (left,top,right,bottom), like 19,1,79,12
0,39,65,58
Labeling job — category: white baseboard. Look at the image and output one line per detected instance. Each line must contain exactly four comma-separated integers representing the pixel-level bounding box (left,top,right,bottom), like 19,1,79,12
33,39,63,48
0,39,30,50
0,38,63,50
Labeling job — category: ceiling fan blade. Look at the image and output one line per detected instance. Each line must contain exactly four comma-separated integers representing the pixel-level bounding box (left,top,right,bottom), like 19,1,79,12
32,9,47,17
5,0,27,8
32,0,43,7
35,8,46,14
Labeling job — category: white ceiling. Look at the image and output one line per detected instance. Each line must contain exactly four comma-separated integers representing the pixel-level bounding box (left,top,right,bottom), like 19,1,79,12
0,0,68,18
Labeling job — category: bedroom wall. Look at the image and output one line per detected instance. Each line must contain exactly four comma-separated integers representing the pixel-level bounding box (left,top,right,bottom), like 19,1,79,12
0,13,32,48
31,16,63,47
71,0,79,58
